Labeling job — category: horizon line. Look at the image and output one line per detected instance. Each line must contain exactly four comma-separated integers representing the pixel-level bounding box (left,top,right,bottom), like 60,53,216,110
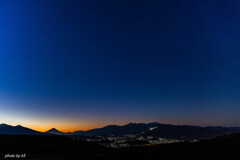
1,122,240,133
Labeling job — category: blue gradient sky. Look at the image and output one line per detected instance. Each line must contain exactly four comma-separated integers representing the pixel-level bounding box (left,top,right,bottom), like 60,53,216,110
0,0,240,131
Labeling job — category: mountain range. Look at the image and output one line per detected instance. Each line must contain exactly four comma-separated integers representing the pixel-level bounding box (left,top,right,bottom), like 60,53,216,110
0,124,43,135
1,122,240,140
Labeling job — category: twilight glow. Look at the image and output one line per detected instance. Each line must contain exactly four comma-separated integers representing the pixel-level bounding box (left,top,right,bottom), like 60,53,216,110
0,0,240,132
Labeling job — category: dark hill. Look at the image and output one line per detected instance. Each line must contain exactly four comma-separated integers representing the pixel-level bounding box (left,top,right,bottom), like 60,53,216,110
72,122,240,140
0,124,42,135
0,134,240,159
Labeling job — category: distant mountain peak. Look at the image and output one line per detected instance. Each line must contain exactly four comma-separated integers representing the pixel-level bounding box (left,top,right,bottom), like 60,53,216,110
16,125,23,128
126,122,143,126
0,123,42,135
148,122,160,125
46,128,64,135
47,128,59,132
0,123,11,127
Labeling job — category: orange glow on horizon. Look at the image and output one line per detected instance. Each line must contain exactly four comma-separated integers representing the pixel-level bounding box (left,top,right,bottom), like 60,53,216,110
26,124,105,133
0,119,221,133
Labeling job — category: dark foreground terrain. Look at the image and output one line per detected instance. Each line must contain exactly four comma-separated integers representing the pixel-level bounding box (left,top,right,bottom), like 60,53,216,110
0,134,240,160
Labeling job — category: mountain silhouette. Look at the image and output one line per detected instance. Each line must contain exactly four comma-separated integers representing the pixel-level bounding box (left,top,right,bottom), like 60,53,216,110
45,128,65,135
0,124,42,135
1,122,240,140
71,122,240,140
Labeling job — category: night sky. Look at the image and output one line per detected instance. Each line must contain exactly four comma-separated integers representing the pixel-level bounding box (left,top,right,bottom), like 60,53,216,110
1,0,240,131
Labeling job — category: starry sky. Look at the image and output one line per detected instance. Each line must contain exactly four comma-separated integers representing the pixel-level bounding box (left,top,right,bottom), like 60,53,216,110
0,0,240,132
